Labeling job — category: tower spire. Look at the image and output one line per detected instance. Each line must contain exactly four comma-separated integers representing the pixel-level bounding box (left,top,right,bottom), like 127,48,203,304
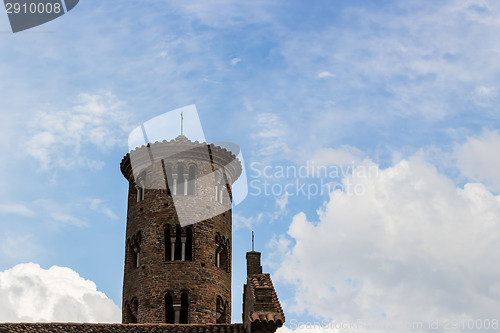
180,111,184,136
252,231,254,251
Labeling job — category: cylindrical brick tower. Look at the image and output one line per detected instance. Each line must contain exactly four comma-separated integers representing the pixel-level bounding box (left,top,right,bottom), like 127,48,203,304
120,135,242,324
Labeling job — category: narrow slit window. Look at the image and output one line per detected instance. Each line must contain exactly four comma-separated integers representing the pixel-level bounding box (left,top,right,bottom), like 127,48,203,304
129,298,138,323
130,242,140,268
180,292,189,324
220,240,228,273
185,227,192,261
174,227,182,261
187,165,196,195
177,165,185,195
165,293,174,324
165,226,171,261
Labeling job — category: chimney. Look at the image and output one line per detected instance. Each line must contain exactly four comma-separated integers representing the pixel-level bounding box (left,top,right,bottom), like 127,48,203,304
246,251,262,276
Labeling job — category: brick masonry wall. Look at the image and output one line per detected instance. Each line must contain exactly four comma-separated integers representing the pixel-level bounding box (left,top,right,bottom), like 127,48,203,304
246,252,262,276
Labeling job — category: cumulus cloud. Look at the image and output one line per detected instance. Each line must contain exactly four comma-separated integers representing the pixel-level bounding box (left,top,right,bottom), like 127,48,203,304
0,263,121,323
25,92,132,170
454,130,500,193
454,131,500,193
272,153,500,332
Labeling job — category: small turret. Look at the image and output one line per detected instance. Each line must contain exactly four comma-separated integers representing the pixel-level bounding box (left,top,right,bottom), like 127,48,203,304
243,251,285,333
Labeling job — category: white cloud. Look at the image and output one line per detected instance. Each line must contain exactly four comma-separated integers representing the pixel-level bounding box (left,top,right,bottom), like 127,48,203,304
0,198,119,231
0,263,121,323
34,200,88,229
167,0,280,28
25,92,132,170
276,192,289,213
471,85,498,107
277,1,500,119
272,153,500,331
317,71,335,79
252,113,290,157
234,210,288,231
87,199,119,221
255,113,288,139
308,146,366,168
455,130,500,192
0,203,35,218
231,57,243,66
1,234,37,260
233,213,256,231
473,85,495,96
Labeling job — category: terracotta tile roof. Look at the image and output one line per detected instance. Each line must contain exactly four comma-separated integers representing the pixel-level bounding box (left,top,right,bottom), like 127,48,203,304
0,323,246,333
245,273,285,326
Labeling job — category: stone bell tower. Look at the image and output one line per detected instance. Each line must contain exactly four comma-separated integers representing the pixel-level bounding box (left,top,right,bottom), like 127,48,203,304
120,135,242,324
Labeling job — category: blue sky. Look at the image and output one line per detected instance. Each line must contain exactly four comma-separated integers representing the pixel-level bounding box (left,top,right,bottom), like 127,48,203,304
1,0,500,331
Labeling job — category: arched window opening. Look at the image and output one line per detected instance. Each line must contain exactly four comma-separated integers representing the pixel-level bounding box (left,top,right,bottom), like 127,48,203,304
187,165,196,195
129,298,138,323
215,234,229,273
185,227,192,261
131,245,140,268
215,234,222,268
177,165,185,195
180,292,189,324
216,296,227,323
214,170,224,204
165,226,172,262
167,226,191,261
125,302,134,324
220,239,228,273
174,227,182,261
128,231,142,268
165,293,175,324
